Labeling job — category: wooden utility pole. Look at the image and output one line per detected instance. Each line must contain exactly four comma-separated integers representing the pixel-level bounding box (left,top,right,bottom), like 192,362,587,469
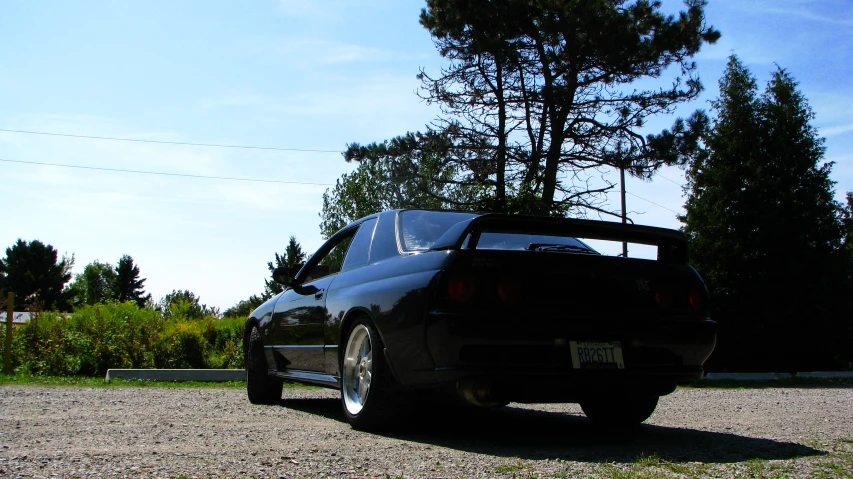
3,292,13,374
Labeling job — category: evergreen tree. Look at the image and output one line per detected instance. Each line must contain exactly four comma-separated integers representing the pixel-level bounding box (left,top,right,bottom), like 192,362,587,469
342,0,720,218
114,255,151,308
263,235,307,298
845,192,853,254
680,56,850,371
0,239,74,311
66,255,150,308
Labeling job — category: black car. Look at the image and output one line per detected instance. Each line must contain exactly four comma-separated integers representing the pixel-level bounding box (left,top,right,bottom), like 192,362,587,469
243,210,716,430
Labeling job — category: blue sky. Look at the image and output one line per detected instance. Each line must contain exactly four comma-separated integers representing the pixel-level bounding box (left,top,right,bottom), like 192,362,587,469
2,0,852,311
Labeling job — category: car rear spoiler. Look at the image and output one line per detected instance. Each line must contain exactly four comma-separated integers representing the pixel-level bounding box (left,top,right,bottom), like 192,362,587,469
428,214,689,264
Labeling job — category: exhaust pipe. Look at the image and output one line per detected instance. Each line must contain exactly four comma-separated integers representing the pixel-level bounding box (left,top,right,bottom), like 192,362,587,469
456,379,503,407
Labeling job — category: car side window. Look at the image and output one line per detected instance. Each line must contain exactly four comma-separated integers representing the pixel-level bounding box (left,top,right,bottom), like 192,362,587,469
342,218,377,272
306,228,358,282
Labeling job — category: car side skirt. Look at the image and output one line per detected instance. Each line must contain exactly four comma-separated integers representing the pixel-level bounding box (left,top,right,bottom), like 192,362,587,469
270,369,341,389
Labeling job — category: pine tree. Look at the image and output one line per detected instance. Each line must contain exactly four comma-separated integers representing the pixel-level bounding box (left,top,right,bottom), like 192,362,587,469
284,236,307,269
114,255,151,308
0,239,74,311
263,235,307,298
844,193,853,253
339,0,720,219
683,56,760,308
681,56,849,371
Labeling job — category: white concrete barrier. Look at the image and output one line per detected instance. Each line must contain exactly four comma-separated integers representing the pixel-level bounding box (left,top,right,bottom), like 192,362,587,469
703,372,792,380
795,371,853,379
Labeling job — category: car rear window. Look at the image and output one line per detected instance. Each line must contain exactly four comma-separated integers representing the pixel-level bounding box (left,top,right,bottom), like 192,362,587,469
398,210,477,251
475,232,597,252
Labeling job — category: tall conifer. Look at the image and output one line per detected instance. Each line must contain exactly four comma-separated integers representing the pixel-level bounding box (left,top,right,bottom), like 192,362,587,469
681,56,849,370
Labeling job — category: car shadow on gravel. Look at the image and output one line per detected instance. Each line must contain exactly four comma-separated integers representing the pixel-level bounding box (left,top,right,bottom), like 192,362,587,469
277,398,823,465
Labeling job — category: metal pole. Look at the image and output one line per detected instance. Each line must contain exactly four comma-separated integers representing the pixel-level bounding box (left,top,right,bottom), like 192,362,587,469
3,292,13,374
620,166,628,257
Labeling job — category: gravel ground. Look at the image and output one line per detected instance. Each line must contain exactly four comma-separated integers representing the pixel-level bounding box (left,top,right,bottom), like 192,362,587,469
1,385,852,478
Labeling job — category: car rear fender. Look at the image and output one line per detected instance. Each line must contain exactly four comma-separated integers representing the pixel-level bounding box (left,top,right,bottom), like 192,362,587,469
327,255,449,386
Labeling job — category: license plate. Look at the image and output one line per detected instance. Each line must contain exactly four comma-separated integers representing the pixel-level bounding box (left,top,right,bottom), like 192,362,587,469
569,341,625,369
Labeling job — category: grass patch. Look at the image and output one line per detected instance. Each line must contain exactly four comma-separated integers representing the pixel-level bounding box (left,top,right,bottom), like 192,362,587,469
627,454,713,478
662,461,712,476
812,460,853,479
0,373,314,390
594,455,852,479
593,454,806,479
0,373,243,388
634,453,663,467
494,460,533,474
595,462,669,479
683,377,853,389
739,458,794,478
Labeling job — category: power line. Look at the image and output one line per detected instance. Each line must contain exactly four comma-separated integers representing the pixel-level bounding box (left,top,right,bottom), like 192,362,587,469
1,128,693,194
0,128,341,153
604,189,681,214
0,158,334,186
2,153,680,211
625,191,681,214
655,173,683,187
0,128,693,189
5,156,680,212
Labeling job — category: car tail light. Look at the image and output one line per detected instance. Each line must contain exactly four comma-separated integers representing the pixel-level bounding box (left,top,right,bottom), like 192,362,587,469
689,288,705,311
497,278,522,304
655,287,673,308
447,274,476,302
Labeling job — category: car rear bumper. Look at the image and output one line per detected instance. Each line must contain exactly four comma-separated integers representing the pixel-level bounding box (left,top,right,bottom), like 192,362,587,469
420,310,716,398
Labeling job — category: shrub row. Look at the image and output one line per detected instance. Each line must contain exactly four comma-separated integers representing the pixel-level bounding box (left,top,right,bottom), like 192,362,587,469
0,302,246,376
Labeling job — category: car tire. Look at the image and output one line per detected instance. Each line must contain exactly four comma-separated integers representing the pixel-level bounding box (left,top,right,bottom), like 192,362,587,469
340,317,404,430
245,325,283,405
580,394,659,428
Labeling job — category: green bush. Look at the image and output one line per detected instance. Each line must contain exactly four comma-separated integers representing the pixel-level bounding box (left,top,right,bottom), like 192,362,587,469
3,302,246,376
156,319,209,369
207,316,245,369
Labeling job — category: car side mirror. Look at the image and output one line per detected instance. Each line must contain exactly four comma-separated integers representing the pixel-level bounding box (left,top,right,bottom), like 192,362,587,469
272,266,298,286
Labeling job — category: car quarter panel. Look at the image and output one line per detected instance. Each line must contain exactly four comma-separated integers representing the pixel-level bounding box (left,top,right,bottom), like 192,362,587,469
323,250,454,385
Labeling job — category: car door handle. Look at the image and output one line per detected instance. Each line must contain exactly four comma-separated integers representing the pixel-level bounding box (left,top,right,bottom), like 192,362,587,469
314,290,324,300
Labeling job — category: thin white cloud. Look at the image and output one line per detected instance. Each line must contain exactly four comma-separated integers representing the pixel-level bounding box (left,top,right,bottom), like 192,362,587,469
275,0,384,20
275,0,339,19
192,73,436,142
748,4,853,28
212,181,328,213
695,37,778,65
320,43,388,64
249,37,397,64
821,124,853,137
196,90,268,110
